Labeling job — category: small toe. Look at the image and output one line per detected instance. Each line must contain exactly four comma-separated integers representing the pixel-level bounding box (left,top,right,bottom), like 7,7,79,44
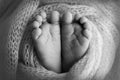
40,11,47,22
83,22,92,31
79,17,88,24
62,12,73,24
50,11,60,24
83,29,91,39
79,17,92,32
32,21,41,28
75,14,81,21
35,15,42,25
32,28,42,40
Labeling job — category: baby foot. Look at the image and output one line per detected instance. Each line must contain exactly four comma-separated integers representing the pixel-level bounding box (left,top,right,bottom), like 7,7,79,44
32,11,61,73
61,12,92,72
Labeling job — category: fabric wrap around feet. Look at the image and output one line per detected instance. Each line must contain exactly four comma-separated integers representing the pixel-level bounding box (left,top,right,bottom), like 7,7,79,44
1,1,119,80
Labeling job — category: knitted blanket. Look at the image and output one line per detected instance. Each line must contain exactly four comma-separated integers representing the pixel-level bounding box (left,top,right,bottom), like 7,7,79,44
0,0,119,80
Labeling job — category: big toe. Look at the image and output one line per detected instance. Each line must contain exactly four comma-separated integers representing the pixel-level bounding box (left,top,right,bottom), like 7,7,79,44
62,12,73,24
61,12,74,36
50,11,60,24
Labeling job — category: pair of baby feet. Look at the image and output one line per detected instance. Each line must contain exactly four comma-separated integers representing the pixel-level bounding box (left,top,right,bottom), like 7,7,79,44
32,11,92,73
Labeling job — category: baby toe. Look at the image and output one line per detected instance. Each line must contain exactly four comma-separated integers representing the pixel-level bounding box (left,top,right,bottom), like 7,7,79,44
35,15,43,25
83,22,91,31
83,29,91,39
32,28,42,40
62,12,73,24
32,21,41,28
79,17,92,39
82,20,92,32
75,14,81,21
40,11,47,22
79,17,91,30
79,17,88,24
50,11,60,24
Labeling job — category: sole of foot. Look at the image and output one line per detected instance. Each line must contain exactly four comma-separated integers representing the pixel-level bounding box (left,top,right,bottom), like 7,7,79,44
61,12,92,72
32,11,61,73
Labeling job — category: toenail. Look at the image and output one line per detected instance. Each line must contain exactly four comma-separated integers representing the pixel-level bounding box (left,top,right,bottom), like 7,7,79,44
51,11,60,23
